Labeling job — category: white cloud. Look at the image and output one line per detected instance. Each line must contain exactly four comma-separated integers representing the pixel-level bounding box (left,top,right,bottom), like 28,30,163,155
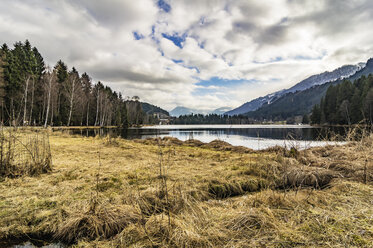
1,0,373,111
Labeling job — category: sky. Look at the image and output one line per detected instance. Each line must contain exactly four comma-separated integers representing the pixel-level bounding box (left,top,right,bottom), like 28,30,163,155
1,0,373,111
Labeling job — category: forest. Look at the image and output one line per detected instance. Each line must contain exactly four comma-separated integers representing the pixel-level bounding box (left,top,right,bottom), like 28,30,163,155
0,40,160,127
171,113,256,124
311,75,373,125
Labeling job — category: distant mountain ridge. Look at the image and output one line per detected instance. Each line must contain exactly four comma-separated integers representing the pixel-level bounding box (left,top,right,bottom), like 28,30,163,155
141,102,169,116
225,62,366,116
210,107,232,115
170,106,232,117
245,58,373,121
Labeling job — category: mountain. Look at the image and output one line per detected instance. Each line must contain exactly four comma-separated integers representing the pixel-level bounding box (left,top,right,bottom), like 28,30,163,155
225,63,366,116
141,102,169,116
170,106,199,117
245,58,373,121
170,106,233,117
210,107,232,115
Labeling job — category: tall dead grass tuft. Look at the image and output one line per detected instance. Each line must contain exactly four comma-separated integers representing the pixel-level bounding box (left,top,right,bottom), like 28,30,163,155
282,168,339,189
55,203,140,244
0,128,52,178
207,178,270,199
299,127,373,184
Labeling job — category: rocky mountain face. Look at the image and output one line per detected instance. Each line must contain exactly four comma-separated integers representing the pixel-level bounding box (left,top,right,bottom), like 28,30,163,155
225,62,366,116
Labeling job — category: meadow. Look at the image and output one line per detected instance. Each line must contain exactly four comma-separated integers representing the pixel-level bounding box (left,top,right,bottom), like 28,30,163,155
0,129,372,247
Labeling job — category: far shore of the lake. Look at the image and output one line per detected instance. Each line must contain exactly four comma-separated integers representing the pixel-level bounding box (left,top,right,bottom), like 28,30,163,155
1,122,370,130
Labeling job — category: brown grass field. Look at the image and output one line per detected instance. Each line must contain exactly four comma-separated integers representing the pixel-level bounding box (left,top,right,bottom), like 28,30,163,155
0,129,372,247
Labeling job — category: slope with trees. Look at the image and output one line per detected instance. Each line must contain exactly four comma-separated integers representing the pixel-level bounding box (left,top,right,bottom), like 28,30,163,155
311,75,373,125
245,58,373,122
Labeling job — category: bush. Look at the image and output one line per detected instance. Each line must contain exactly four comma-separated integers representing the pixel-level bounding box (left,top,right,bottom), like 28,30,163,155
0,128,52,178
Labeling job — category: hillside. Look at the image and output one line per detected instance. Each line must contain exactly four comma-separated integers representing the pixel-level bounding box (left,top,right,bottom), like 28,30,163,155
170,106,198,117
245,81,338,121
141,102,169,116
245,58,373,121
226,63,365,116
209,107,232,115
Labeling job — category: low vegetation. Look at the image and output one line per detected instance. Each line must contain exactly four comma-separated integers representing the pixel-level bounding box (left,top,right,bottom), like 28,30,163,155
0,130,372,247
0,128,52,178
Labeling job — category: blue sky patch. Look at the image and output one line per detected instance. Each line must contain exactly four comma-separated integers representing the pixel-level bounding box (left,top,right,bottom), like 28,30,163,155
196,77,252,87
157,0,171,12
193,87,219,96
172,59,183,64
171,59,200,73
294,52,326,61
162,33,187,48
133,31,144,40
253,56,283,64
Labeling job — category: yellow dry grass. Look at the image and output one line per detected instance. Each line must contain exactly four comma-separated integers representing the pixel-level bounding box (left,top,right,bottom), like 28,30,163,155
0,130,372,247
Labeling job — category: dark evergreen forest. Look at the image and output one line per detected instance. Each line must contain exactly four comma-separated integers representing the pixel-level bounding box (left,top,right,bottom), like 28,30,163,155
0,40,162,127
311,75,373,125
171,114,256,124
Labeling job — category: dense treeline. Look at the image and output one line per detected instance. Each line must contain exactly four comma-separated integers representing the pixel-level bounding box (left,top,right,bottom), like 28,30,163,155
171,114,255,124
0,40,158,127
311,75,373,125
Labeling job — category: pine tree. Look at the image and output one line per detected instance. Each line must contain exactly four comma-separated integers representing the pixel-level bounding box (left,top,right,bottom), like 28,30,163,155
302,114,310,124
310,104,321,124
350,88,363,123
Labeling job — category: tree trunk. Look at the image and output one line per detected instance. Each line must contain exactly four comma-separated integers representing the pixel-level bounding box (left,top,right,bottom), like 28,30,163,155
86,102,89,127
44,73,53,128
23,76,30,126
94,90,99,126
41,92,46,124
10,98,14,126
29,77,35,125
67,77,75,127
50,99,54,126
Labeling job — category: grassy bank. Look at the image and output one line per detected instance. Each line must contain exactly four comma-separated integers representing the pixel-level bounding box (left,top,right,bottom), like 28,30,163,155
0,130,372,247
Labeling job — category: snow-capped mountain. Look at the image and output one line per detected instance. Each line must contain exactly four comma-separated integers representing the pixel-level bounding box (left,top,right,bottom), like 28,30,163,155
225,62,366,116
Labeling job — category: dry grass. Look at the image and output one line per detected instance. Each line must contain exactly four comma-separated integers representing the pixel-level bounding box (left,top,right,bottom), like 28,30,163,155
0,130,372,247
0,128,52,178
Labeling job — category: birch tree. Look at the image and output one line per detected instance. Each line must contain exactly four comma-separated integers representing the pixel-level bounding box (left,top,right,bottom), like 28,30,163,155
65,67,79,126
44,67,56,128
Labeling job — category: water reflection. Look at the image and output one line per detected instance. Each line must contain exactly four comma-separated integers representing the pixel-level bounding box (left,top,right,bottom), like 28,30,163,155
61,125,348,150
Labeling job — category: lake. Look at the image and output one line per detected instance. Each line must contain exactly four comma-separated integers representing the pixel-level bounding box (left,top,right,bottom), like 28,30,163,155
65,124,347,150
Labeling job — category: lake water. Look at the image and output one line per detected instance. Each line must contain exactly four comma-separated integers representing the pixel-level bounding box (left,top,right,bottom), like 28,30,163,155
66,124,347,150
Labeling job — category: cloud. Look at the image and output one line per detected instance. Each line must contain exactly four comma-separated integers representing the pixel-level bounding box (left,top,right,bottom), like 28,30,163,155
1,0,373,111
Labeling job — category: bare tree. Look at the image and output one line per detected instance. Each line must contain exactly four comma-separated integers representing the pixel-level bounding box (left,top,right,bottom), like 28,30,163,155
22,75,31,125
44,67,56,128
28,77,35,125
94,88,100,126
65,69,79,126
